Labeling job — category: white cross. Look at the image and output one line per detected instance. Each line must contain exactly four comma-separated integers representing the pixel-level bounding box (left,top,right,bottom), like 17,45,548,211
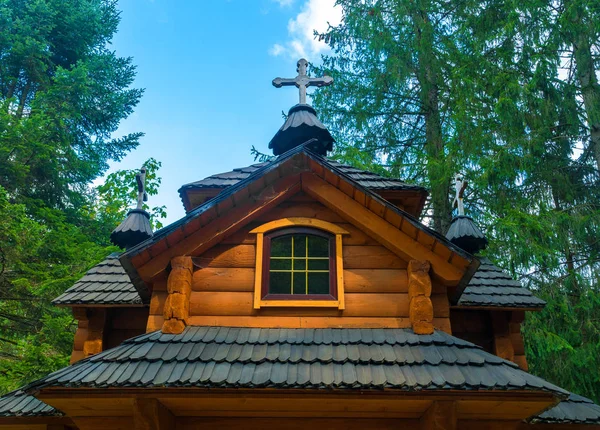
272,58,333,104
136,167,148,210
453,174,468,216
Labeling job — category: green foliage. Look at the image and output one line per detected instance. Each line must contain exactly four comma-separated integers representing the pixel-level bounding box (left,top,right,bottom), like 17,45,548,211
0,0,167,395
96,158,167,231
0,0,143,209
314,0,600,402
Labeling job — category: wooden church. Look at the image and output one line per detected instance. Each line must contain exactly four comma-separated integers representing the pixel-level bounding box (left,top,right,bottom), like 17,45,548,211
1,59,599,430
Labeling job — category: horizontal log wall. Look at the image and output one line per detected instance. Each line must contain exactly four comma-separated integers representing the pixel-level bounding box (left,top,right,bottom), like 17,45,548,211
174,195,453,330
104,307,149,350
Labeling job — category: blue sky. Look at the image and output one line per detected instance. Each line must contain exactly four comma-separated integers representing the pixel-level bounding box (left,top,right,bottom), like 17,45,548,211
108,0,341,224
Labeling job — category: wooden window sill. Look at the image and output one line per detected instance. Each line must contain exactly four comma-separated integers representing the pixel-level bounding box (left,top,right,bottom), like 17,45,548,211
257,299,342,308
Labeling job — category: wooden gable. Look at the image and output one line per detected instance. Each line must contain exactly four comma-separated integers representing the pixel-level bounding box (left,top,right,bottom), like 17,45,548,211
118,147,477,334
145,191,453,332
122,148,476,296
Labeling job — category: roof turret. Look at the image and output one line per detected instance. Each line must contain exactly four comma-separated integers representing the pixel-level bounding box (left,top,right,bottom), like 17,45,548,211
445,175,488,254
110,167,153,250
269,59,334,156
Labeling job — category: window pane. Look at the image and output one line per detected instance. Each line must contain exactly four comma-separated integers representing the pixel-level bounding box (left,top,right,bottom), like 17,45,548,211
308,272,330,295
270,258,291,270
293,272,306,295
293,235,306,257
308,235,329,257
271,236,292,257
270,272,291,294
294,259,306,270
308,259,329,271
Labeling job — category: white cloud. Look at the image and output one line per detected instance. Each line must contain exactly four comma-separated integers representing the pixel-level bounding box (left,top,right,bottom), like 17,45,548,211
269,43,285,56
268,0,341,60
273,0,294,6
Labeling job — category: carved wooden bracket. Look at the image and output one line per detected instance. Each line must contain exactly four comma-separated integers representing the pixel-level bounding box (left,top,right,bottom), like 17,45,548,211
408,260,434,335
162,256,193,334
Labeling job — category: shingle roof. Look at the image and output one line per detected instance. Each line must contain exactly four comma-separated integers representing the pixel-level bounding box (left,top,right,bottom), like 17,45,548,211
27,327,566,395
457,258,546,309
0,390,60,417
52,253,141,306
178,159,426,193
532,393,600,424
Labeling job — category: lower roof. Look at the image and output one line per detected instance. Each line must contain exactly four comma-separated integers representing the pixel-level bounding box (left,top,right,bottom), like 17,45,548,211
3,328,598,424
532,393,600,425
27,327,565,394
457,257,546,309
52,253,141,306
0,390,60,417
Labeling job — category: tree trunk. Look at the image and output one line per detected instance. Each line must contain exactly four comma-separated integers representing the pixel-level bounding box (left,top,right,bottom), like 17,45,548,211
570,6,600,172
15,79,31,119
412,6,451,234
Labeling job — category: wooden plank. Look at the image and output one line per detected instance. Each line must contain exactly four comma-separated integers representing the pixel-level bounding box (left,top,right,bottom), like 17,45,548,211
431,294,450,318
186,315,414,328
193,244,256,268
339,223,380,246
302,173,465,284
221,221,379,247
193,268,255,292
256,201,346,224
511,331,525,356
149,292,167,315
189,292,410,318
72,417,134,430
133,398,174,430
343,293,409,317
178,417,420,429
420,401,456,430
250,217,350,235
456,399,554,421
146,315,164,332
193,244,405,270
135,176,301,280
491,312,515,362
110,308,149,330
343,246,407,269
344,269,408,293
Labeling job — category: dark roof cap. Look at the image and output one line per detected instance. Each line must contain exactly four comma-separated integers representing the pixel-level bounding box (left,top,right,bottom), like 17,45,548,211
110,209,153,250
268,104,334,155
446,215,488,254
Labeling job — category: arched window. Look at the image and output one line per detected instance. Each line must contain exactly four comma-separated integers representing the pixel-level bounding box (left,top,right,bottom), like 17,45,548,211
264,228,335,299
250,218,348,309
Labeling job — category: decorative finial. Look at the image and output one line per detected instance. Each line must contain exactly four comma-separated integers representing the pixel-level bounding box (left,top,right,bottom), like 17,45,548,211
272,58,333,104
136,167,148,210
110,165,153,250
446,173,487,254
453,174,468,216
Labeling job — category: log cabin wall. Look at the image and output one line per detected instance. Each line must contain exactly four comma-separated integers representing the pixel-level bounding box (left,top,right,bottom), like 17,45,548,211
104,307,149,350
144,193,452,331
71,306,148,363
450,309,528,370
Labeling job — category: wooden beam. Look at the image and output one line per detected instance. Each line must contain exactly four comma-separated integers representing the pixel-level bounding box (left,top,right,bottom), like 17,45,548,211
135,176,301,281
133,398,174,430
301,173,464,284
162,256,193,334
408,260,434,334
71,417,134,430
83,308,106,358
491,311,515,362
420,401,456,430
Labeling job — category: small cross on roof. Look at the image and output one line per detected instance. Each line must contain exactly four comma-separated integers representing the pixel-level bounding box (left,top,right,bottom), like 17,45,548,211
272,58,333,104
453,174,468,216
